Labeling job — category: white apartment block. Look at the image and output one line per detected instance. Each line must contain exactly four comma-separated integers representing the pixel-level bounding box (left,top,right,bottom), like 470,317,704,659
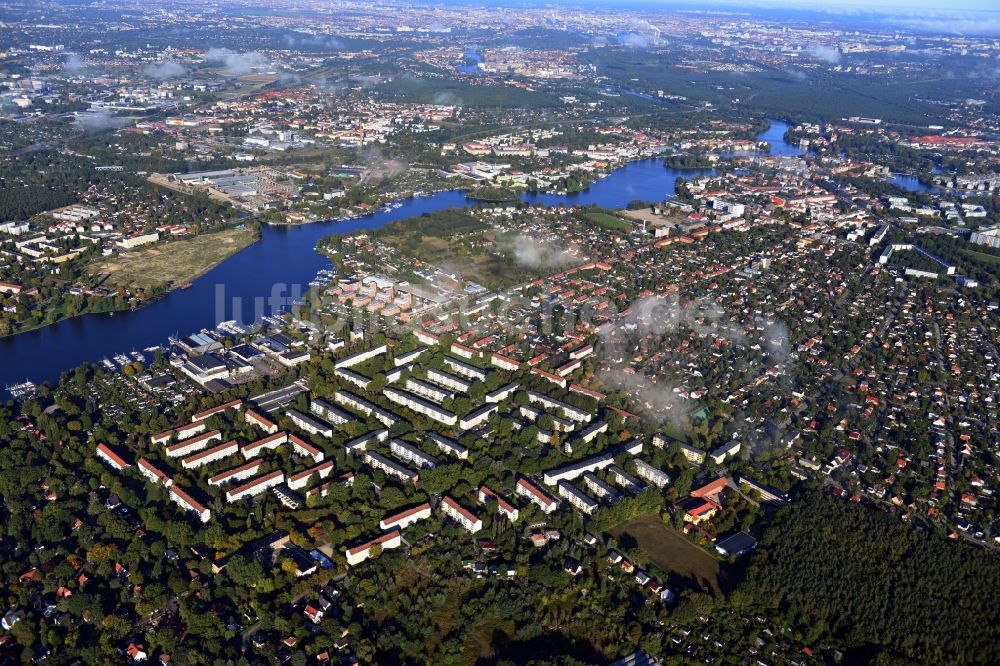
460,404,497,430
225,470,285,503
379,503,432,531
383,387,457,426
390,439,440,469
558,481,598,515
427,432,468,460
516,478,558,514
181,440,239,469
169,485,211,523
241,432,288,459
288,460,335,490
208,458,264,486
344,429,388,455
633,459,671,488
165,430,222,458
441,496,482,533
364,451,418,484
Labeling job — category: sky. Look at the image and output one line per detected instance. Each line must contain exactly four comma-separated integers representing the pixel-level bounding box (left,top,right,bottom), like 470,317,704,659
562,0,1000,10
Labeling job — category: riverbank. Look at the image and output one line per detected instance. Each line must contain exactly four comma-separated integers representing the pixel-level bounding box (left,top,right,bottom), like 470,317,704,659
0,125,794,395
88,225,260,292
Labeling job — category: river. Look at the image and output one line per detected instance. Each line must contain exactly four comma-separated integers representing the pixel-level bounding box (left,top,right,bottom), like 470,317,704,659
0,121,795,396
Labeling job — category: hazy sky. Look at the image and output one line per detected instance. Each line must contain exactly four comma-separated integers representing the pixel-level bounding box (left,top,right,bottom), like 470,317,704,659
577,0,1000,9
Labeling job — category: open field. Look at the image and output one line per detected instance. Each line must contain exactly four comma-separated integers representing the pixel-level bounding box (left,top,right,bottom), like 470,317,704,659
613,514,722,594
88,227,258,291
579,211,633,232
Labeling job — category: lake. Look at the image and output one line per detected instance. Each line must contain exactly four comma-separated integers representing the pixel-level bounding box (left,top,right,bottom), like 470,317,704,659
0,121,795,396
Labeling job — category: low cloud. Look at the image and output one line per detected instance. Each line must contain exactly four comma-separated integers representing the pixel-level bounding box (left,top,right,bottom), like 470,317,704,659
358,148,407,184
503,234,581,270
204,48,271,76
619,33,653,49
281,32,344,51
600,367,692,425
74,110,131,132
143,61,187,80
805,44,841,64
64,53,86,73
431,91,463,109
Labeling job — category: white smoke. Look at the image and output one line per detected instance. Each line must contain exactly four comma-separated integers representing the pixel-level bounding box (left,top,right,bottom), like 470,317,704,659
805,44,841,64
505,234,581,270
204,48,271,76
619,33,653,49
358,148,407,184
64,53,87,73
74,111,130,132
144,61,187,80
281,32,344,50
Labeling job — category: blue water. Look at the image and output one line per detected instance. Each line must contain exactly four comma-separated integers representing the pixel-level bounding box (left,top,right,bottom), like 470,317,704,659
888,173,939,194
456,51,482,75
0,122,793,395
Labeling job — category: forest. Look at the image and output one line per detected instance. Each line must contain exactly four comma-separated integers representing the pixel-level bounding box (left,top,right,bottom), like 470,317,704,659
741,493,1000,665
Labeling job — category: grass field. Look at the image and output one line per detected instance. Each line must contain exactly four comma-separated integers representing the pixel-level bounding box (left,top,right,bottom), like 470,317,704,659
963,248,1000,267
89,227,257,291
612,514,722,594
579,211,633,232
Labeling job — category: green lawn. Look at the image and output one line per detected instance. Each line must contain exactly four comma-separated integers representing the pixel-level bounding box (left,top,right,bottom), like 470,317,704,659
613,514,722,594
580,211,633,232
